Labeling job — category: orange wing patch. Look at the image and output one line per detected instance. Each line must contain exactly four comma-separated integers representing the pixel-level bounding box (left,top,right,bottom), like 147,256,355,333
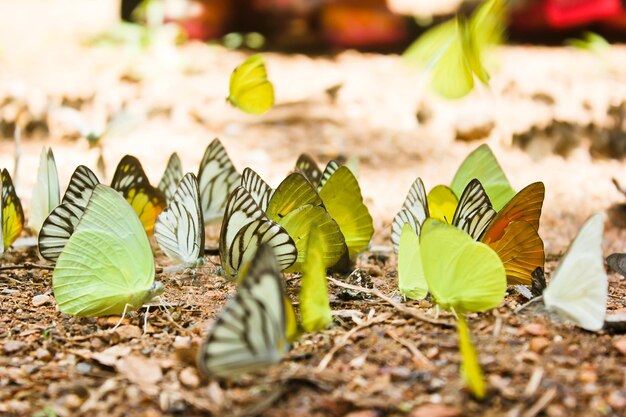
481,182,545,285
2,169,24,250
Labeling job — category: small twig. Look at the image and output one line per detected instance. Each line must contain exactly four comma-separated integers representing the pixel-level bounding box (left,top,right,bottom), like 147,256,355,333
0,262,54,271
524,367,544,398
327,277,453,327
521,387,557,417
514,295,544,314
316,311,390,372
385,329,433,369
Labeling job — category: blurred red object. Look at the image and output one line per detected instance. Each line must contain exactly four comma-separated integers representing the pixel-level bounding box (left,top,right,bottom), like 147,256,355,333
164,0,232,40
511,0,622,30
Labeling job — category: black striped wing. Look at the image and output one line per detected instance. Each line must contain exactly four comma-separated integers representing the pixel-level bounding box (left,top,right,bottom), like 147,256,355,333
158,152,184,202
241,168,274,211
391,177,429,252
317,160,340,191
294,153,322,187
452,179,496,240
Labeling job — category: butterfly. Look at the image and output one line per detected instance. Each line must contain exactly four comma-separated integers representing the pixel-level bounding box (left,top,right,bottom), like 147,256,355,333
294,154,323,188
392,178,496,252
541,213,607,331
607,252,626,277
219,186,297,277
28,147,60,235
154,173,205,268
457,314,486,400
403,0,505,99
198,138,241,224
227,54,274,115
450,144,516,212
111,155,166,236
1,169,24,253
299,225,333,332
53,184,163,317
38,165,99,263
241,168,274,212
197,244,288,378
481,182,545,285
158,152,183,202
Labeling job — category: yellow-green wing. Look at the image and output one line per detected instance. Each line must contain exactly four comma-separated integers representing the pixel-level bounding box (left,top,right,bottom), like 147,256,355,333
299,225,332,332
1,169,24,251
227,54,274,115
450,144,516,211
319,166,373,260
278,204,345,272
458,315,486,400
420,218,506,313
467,0,506,85
398,224,427,300
266,172,323,223
427,185,458,224
53,185,162,317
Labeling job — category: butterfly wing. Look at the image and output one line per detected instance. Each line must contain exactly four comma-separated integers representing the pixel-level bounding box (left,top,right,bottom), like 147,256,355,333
420,218,506,313
53,185,161,317
227,54,274,115
317,160,341,191
277,204,346,272
481,182,546,285
158,152,184,202
427,185,458,224
1,169,24,251
398,224,428,300
295,154,322,187
198,138,241,223
197,244,287,378
61,165,100,206
391,177,429,251
318,166,373,260
111,155,166,235
452,179,496,240
154,173,205,267
220,187,296,276
266,172,323,222
241,168,274,211
28,147,60,234
457,315,486,400
543,213,607,331
451,144,516,211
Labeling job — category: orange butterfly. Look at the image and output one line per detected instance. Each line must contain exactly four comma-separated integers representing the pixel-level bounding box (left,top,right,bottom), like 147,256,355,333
481,182,545,285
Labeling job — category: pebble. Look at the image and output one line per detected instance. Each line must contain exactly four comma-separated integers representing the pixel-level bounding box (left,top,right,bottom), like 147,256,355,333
35,348,51,360
32,294,50,307
113,325,142,341
345,411,380,417
614,338,626,356
179,367,200,389
519,323,548,336
608,391,626,409
76,362,92,375
4,340,25,353
530,337,550,353
173,336,192,349
410,404,460,417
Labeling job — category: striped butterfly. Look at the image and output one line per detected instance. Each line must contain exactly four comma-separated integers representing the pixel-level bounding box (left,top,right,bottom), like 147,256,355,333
111,155,166,236
38,165,100,263
1,169,25,253
294,154,322,188
53,184,163,317
241,168,273,212
391,178,496,251
158,152,183,202
197,244,288,378
219,186,297,277
154,173,205,268
198,138,241,224
28,147,60,235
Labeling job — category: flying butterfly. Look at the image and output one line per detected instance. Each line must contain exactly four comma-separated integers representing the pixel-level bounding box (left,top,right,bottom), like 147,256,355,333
541,213,607,331
198,138,241,224
219,186,297,277
111,155,166,236
392,178,496,252
1,169,24,253
38,165,99,263
28,147,60,235
53,184,164,317
158,152,184,202
227,54,275,115
197,244,288,378
154,173,205,268
481,182,545,285
403,0,505,99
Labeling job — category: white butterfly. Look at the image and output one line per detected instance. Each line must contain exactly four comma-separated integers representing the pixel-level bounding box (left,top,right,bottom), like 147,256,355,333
154,173,205,267
543,213,607,331
198,138,241,224
28,147,60,235
197,244,289,378
219,186,297,277
158,152,183,202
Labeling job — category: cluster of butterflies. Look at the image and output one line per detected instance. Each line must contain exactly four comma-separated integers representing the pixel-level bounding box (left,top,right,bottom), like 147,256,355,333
392,144,609,398
0,136,373,379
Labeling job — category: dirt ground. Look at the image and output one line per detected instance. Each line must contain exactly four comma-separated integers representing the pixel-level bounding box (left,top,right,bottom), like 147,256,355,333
1,1,626,416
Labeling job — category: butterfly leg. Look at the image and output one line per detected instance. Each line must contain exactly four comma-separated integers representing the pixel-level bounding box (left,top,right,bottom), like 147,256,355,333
111,303,132,331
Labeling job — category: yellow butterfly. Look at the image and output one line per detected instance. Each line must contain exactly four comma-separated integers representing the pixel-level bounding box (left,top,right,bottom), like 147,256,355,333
227,54,274,115
111,155,166,236
1,169,24,252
